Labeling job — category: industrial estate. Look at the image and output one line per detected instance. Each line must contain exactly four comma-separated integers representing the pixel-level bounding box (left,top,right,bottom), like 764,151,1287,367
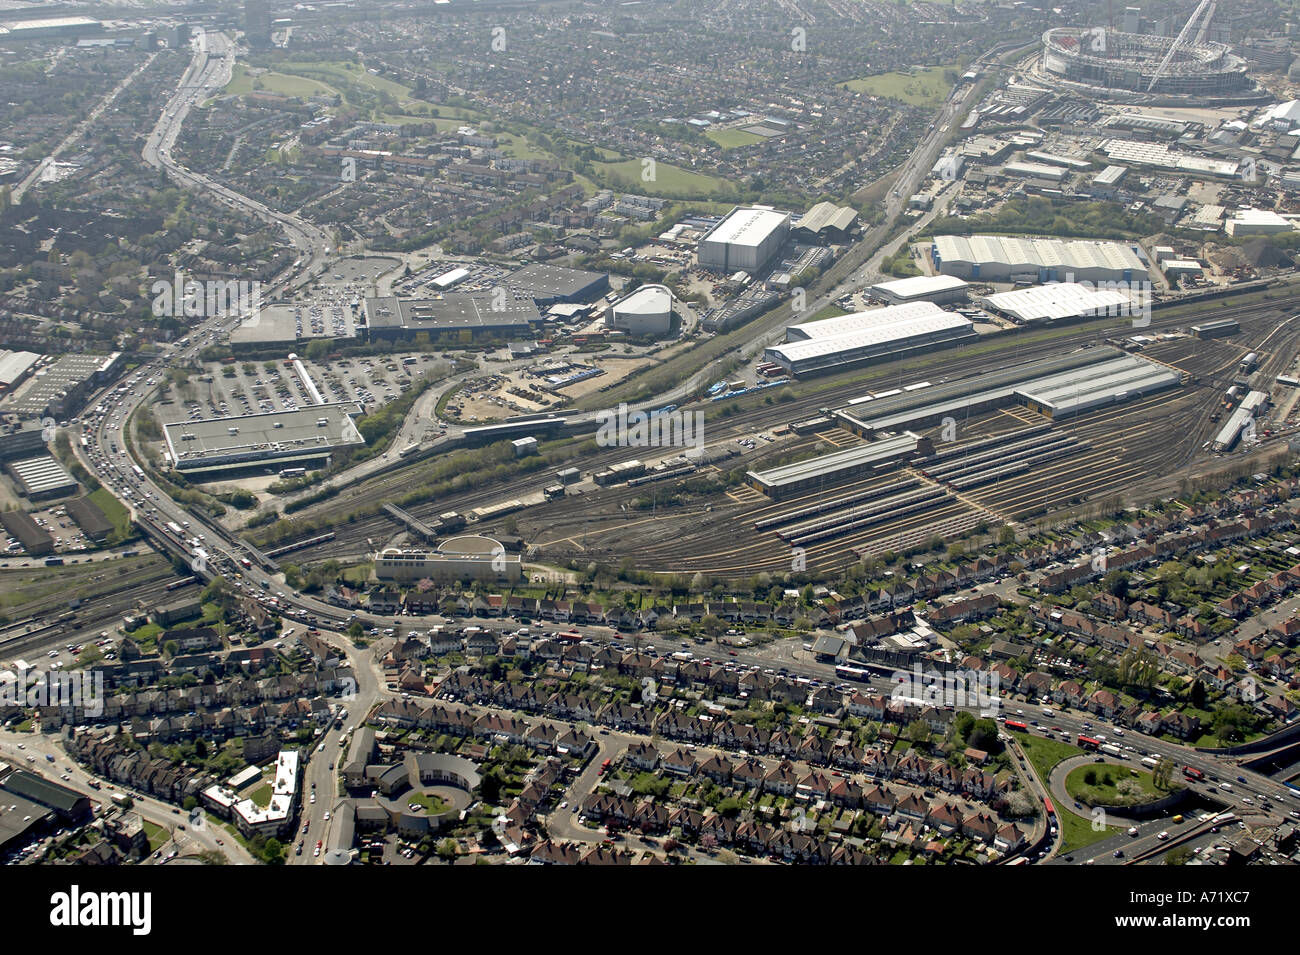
2,0,1300,897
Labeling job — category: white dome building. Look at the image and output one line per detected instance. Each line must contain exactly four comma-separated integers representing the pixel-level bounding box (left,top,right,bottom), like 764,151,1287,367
606,283,674,337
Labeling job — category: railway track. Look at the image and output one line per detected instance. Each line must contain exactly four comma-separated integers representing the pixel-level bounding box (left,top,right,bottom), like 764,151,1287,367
268,294,1300,575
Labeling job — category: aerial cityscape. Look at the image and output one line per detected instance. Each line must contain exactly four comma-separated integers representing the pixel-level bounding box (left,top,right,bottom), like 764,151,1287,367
0,0,1298,890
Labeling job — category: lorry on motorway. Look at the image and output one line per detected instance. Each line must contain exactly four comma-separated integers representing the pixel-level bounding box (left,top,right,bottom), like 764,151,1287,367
111,792,133,808
1100,743,1127,760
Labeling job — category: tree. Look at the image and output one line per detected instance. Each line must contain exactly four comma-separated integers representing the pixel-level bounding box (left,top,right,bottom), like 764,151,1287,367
905,719,931,748
347,621,365,640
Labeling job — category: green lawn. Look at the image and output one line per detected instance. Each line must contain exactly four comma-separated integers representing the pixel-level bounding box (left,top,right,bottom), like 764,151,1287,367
1011,731,1125,854
806,304,849,323
706,127,765,150
225,64,335,99
126,621,162,641
1057,805,1121,855
249,783,272,808
142,821,169,854
591,158,738,199
841,65,957,106
89,487,132,541
408,791,450,814
1065,764,1170,807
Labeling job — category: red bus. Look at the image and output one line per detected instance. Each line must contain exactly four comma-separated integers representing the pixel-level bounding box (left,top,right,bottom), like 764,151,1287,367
598,759,611,775
1004,720,1029,733
1043,797,1055,817
1183,765,1204,781
557,630,582,643
1077,735,1102,750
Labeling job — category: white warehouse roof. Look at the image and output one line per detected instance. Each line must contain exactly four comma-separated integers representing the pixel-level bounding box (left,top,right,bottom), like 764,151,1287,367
981,282,1143,324
786,301,947,340
933,235,1146,277
703,207,790,249
869,274,969,300
772,311,973,364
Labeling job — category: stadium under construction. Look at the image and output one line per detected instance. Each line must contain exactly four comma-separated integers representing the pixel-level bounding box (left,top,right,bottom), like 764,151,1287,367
1038,27,1262,102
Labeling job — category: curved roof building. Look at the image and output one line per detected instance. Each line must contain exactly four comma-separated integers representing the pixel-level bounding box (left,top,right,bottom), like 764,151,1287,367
606,283,674,337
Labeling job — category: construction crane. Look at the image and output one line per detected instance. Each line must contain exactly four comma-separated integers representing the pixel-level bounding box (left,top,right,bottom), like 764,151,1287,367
1146,0,1214,93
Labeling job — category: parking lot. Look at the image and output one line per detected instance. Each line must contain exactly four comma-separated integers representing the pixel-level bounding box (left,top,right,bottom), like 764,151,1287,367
1,504,94,558
168,352,447,424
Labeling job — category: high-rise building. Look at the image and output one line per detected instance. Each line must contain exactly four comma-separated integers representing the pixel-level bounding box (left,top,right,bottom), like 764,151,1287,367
245,0,272,47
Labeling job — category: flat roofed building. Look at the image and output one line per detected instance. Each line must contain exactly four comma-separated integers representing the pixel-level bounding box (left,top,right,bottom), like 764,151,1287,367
786,301,947,341
980,282,1143,324
1225,209,1294,236
932,235,1146,284
162,404,365,474
746,432,929,499
768,305,976,377
1003,161,1069,182
0,350,39,392
502,263,610,305
606,283,673,337
363,294,538,340
869,275,970,306
698,206,791,273
1017,358,1180,418
0,427,46,463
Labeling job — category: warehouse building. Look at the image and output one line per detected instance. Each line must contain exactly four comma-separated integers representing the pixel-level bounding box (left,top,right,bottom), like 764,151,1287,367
502,263,610,306
698,206,791,273
1002,161,1069,182
5,455,76,500
363,294,538,341
162,404,365,475
869,274,970,307
932,235,1147,284
1089,165,1128,199
65,496,114,544
0,350,39,395
793,202,858,242
1225,209,1294,237
1016,357,1181,419
1,353,124,419
0,16,102,40
746,432,930,500
835,347,1176,435
0,510,53,555
605,283,674,337
374,536,522,583
980,282,1145,325
766,304,976,377
1215,391,1270,452
0,426,46,463
1192,318,1240,339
